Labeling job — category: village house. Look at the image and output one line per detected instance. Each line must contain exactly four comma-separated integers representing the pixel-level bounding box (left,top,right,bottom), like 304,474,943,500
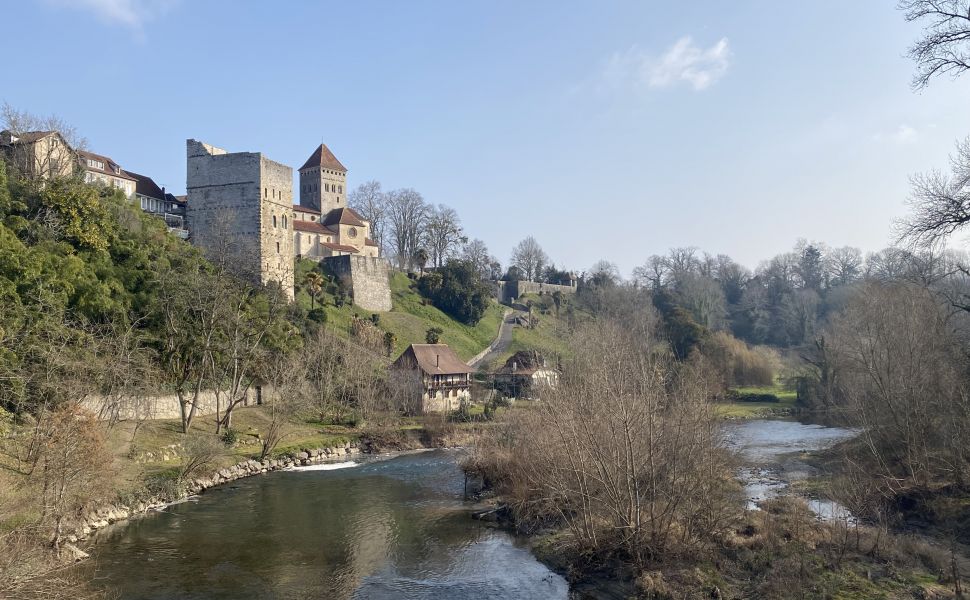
0,130,75,180
392,344,474,413
127,170,188,238
77,149,137,197
493,350,558,400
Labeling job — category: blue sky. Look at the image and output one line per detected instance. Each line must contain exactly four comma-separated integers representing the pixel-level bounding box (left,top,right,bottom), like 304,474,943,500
3,1,970,274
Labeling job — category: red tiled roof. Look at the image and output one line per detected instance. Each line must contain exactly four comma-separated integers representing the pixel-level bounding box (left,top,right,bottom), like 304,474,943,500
77,149,135,181
299,144,347,172
393,344,475,375
293,220,337,235
321,207,366,227
320,241,359,253
365,238,377,247
293,204,320,214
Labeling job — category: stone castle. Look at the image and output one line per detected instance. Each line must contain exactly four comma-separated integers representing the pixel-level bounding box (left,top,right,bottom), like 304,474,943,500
186,140,391,311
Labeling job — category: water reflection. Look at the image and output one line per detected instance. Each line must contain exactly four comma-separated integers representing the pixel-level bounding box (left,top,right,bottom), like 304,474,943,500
89,450,568,600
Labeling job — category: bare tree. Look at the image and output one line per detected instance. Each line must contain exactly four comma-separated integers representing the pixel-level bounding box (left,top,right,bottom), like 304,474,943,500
510,236,548,282
900,0,970,88
386,188,429,270
826,246,864,287
1,103,86,180
632,255,670,290
348,180,387,251
897,136,970,248
829,282,970,498
423,204,466,268
461,238,498,281
467,316,740,565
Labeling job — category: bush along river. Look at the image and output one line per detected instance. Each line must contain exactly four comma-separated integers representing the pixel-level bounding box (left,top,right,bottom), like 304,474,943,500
86,449,569,600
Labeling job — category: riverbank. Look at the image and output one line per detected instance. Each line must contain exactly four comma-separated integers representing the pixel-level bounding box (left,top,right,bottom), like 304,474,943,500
63,411,491,556
468,417,961,599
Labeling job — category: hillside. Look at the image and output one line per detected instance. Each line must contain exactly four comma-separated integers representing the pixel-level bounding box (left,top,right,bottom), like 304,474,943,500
295,261,505,361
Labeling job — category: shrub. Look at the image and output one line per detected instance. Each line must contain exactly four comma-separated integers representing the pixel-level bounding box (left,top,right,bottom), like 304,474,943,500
220,428,239,447
417,260,491,325
307,307,327,323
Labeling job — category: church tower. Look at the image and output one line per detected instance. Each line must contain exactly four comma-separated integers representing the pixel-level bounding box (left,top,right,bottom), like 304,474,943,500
298,144,347,213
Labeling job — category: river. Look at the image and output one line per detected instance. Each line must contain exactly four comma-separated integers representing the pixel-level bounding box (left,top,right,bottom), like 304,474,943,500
87,449,569,600
89,419,856,599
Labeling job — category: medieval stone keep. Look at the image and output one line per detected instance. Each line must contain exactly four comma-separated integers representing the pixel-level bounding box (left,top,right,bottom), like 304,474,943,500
185,139,391,310
186,139,295,299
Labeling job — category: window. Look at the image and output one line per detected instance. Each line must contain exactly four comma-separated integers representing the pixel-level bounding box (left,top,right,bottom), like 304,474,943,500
276,241,280,254
339,185,342,193
264,188,267,198
282,215,287,228
273,215,277,228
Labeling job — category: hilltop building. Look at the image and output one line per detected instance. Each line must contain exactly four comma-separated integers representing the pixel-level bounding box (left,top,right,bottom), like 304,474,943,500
0,130,75,180
78,149,136,197
185,139,294,298
392,344,474,413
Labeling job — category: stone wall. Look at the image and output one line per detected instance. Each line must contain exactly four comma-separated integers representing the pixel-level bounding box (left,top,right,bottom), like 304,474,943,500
81,388,262,421
492,279,577,304
324,254,392,312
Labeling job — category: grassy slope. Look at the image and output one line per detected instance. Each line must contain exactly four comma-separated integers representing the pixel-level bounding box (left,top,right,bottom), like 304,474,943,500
715,383,798,418
296,263,505,361
481,293,588,371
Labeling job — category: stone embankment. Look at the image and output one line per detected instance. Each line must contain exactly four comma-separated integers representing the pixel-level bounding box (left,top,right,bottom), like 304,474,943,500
66,441,366,548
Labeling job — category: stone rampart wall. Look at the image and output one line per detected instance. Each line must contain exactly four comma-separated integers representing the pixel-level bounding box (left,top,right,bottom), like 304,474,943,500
324,255,392,312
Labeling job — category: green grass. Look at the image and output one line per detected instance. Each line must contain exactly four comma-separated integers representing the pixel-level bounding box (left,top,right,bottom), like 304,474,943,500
314,270,505,361
483,295,589,370
716,383,798,419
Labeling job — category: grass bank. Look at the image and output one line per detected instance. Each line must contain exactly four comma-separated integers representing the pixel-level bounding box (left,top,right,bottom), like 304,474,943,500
715,383,798,419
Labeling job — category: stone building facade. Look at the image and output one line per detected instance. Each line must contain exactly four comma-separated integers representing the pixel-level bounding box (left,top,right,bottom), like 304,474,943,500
298,144,346,212
186,139,294,298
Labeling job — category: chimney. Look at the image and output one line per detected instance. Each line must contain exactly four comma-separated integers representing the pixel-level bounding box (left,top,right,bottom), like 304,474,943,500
436,354,440,367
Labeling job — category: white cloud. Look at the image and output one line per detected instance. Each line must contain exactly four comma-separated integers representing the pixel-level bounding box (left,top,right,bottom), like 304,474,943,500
601,36,732,94
45,0,176,30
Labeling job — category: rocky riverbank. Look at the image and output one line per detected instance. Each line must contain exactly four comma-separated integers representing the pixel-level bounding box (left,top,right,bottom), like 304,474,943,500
65,440,371,553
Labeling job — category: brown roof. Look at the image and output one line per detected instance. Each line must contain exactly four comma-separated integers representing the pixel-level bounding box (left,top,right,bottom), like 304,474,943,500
299,143,347,172
77,149,135,181
2,130,56,143
393,344,475,375
126,170,164,200
171,194,187,205
365,238,377,247
496,350,551,376
293,204,320,214
293,220,337,235
321,207,366,227
320,241,359,253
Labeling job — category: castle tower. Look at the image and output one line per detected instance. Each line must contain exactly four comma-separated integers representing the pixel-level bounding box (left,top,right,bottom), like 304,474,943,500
186,139,294,299
298,143,347,213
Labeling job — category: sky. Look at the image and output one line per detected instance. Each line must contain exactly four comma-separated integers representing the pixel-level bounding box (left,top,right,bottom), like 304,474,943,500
3,0,970,276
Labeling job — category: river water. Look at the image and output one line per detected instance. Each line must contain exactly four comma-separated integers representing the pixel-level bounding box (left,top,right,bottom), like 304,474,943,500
724,419,858,518
87,449,569,600
89,420,856,599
